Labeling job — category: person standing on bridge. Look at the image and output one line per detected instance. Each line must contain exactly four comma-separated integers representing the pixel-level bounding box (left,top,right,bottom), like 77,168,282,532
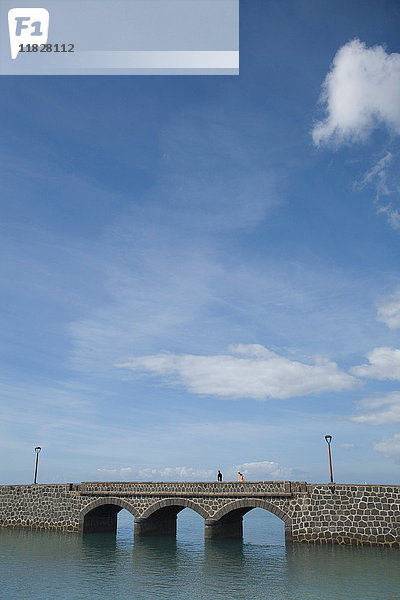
238,472,244,482
217,470,223,482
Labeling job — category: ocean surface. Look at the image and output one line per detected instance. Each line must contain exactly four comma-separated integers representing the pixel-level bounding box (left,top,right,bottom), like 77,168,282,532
0,508,399,600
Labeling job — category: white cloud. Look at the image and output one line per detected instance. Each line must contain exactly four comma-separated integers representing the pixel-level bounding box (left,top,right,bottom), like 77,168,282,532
356,153,400,232
351,347,400,380
117,344,357,400
374,433,400,458
356,152,393,191
340,443,355,450
137,467,214,481
95,462,294,482
376,204,400,231
312,39,400,146
235,460,293,480
377,287,400,329
351,391,400,425
95,466,214,481
96,467,133,480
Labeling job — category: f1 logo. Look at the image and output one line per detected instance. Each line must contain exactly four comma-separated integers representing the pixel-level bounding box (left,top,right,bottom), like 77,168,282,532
8,8,49,59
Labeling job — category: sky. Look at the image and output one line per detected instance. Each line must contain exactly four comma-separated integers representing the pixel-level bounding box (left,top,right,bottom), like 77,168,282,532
1,0,400,485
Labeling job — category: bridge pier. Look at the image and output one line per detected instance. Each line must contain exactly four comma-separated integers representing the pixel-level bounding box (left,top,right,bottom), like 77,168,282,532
134,507,183,537
284,521,293,544
205,512,244,540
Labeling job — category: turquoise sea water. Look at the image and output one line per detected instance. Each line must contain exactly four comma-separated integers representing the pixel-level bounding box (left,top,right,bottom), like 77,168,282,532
0,509,399,600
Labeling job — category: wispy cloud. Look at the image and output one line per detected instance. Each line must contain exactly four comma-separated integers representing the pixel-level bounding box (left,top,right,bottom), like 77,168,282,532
156,109,281,233
351,347,400,380
68,246,382,378
355,152,400,231
351,391,400,425
137,466,214,481
93,461,294,482
340,443,355,450
96,467,133,479
67,110,282,375
356,152,393,191
377,287,400,329
374,433,400,458
376,203,400,231
118,343,357,400
234,460,293,480
312,39,400,146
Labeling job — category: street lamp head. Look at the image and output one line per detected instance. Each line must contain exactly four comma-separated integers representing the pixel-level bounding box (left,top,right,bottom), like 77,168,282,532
325,435,332,445
35,446,41,454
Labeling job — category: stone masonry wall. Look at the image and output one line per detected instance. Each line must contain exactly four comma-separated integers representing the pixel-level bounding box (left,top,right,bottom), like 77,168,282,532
291,484,400,548
0,481,296,532
0,481,399,547
0,484,87,531
77,481,293,494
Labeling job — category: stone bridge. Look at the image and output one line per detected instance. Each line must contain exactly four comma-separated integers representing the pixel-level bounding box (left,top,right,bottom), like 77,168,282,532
0,481,399,548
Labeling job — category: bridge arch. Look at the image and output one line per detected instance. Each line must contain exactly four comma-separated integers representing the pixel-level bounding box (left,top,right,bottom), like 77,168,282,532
142,498,210,520
212,499,291,524
79,497,139,533
135,498,209,537
206,499,292,541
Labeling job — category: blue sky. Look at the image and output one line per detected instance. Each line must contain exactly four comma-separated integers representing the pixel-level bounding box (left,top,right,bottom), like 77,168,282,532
1,0,400,485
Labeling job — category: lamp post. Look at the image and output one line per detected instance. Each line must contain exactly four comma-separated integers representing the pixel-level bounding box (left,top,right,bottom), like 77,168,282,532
325,435,334,483
34,447,41,484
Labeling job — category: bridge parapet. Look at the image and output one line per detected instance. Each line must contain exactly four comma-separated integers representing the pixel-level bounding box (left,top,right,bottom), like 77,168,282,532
75,480,302,497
